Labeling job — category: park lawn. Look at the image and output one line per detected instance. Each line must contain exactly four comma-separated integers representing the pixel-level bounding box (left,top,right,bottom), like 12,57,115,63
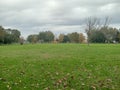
0,44,120,90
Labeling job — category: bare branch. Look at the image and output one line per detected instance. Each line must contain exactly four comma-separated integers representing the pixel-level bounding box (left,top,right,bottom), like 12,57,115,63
104,16,111,27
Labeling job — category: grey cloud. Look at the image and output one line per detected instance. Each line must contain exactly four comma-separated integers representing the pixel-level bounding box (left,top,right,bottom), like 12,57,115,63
0,0,120,37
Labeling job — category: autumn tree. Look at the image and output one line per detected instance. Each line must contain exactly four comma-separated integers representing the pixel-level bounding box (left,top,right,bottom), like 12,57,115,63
58,34,70,43
68,32,79,43
27,34,38,43
58,34,64,43
79,33,86,43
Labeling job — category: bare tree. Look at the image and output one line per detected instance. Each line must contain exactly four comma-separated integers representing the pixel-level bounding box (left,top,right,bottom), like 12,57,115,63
103,16,111,28
85,17,100,45
85,16,111,45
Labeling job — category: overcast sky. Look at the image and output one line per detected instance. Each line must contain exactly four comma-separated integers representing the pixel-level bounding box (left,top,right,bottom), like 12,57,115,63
0,0,120,38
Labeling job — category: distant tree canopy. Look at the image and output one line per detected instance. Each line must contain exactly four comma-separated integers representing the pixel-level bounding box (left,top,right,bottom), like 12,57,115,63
38,31,54,43
27,31,86,43
68,32,79,43
58,32,85,43
89,30,106,43
0,26,21,44
27,34,39,43
27,31,55,43
62,35,70,43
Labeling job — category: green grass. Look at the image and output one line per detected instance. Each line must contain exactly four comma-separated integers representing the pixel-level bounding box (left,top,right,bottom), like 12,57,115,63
0,44,120,90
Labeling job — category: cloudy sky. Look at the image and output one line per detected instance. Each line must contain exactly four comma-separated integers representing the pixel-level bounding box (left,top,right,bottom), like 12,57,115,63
0,0,120,38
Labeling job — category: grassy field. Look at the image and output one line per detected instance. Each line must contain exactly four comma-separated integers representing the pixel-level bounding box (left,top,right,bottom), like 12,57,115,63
0,44,120,90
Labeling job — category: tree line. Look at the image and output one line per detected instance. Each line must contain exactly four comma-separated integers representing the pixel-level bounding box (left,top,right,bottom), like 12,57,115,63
0,26,21,44
27,31,86,43
1,16,120,45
